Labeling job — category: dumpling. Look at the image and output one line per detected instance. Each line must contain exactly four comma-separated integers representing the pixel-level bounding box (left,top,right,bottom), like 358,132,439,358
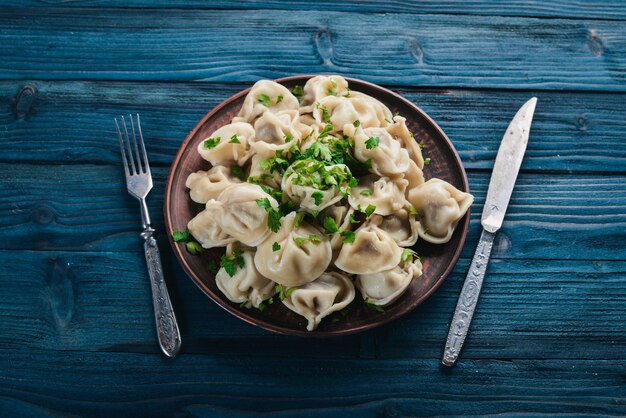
187,203,236,249
233,80,299,123
407,178,473,244
312,94,392,133
321,204,356,251
356,255,422,306
197,122,254,166
282,271,355,331
334,215,402,274
248,154,282,189
346,123,410,177
301,75,350,107
348,175,408,216
250,110,303,158
378,208,419,247
216,247,276,309
405,159,425,193
386,116,425,168
185,165,243,204
254,212,332,287
213,183,279,247
281,160,348,212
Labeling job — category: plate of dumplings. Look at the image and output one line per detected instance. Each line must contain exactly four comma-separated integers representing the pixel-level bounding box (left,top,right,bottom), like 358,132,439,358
165,75,473,336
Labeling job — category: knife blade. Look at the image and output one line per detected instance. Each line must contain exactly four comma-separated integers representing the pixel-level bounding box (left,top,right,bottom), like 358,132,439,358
442,97,537,367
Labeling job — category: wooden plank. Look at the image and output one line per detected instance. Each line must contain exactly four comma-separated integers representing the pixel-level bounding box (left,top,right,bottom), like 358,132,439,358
1,163,625,259
2,81,626,172
1,249,625,360
1,0,625,20
0,9,624,90
0,348,624,416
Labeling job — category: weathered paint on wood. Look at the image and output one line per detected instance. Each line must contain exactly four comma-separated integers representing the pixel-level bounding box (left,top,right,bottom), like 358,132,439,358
2,81,626,172
2,164,626,259
2,0,626,20
1,249,624,361
0,9,624,90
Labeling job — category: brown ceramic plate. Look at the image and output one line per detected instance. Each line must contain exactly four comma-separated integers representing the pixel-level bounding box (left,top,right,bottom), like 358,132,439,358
164,75,470,337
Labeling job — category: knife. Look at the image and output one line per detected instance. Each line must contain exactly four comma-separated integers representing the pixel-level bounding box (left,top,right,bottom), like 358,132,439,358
442,97,537,367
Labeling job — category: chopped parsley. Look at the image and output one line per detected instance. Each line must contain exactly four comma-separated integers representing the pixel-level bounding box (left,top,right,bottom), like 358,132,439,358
229,134,241,144
322,216,338,234
316,102,332,123
257,94,272,107
203,137,221,149
256,198,282,232
365,136,380,149
220,248,245,277
275,284,296,301
172,229,190,242
291,85,304,100
401,248,419,262
343,88,351,98
186,241,204,255
276,94,284,103
341,230,356,244
284,133,294,142
272,242,281,252
207,259,219,275
424,157,431,165
295,234,322,247
359,189,372,196
231,165,246,180
353,120,360,128
365,298,385,312
364,204,376,217
294,212,306,228
311,191,324,206
348,214,360,224
408,205,419,216
393,111,400,117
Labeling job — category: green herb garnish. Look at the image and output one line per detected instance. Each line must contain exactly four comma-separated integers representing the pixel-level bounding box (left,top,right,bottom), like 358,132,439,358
229,134,241,144
322,216,338,234
408,205,419,216
172,229,190,242
365,298,385,312
220,248,245,277
424,157,431,165
353,120,360,128
341,230,356,244
203,137,221,149
272,242,281,252
186,241,204,255
311,191,324,206
364,204,376,217
365,136,380,149
276,94,284,103
359,189,372,196
257,94,271,107
291,85,304,100
275,284,296,301
401,248,419,262
231,165,246,180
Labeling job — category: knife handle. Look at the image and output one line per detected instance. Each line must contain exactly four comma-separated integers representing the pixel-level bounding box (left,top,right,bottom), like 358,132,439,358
141,228,182,357
442,229,495,366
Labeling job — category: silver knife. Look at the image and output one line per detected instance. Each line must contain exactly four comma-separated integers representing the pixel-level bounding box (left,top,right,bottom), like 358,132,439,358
442,97,537,367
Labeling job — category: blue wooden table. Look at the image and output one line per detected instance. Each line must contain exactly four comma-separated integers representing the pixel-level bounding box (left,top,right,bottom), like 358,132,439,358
1,2,625,416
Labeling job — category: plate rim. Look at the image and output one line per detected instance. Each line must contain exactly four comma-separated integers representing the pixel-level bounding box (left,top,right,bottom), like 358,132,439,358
164,75,471,337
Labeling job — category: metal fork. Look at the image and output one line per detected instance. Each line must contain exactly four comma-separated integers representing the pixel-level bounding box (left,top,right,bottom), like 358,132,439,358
115,114,181,357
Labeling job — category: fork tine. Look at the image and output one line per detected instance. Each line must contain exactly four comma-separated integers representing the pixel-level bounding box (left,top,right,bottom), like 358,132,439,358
121,115,137,174
135,114,151,175
114,117,130,177
129,114,144,173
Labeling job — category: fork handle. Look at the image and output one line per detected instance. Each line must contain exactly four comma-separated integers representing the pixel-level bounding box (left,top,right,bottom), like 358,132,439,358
141,228,182,357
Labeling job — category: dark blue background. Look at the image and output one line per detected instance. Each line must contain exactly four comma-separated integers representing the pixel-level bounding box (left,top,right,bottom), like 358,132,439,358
1,2,625,416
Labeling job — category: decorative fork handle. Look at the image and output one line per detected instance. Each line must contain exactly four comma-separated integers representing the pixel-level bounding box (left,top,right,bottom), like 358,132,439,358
141,226,182,357
442,229,495,366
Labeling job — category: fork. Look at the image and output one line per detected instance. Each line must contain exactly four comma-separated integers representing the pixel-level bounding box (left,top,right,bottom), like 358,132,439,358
115,114,181,357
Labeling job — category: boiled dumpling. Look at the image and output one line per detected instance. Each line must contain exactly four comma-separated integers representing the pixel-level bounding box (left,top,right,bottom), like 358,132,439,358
254,212,332,287
312,93,392,134
233,80,299,123
386,116,424,168
301,75,350,107
281,160,348,212
250,109,304,158
216,247,276,309
408,178,473,244
346,123,410,177
187,203,236,249
356,255,422,306
334,215,402,274
248,154,282,189
348,175,408,216
378,208,419,247
213,183,279,247
405,159,425,193
197,122,254,166
185,165,243,204
282,271,355,331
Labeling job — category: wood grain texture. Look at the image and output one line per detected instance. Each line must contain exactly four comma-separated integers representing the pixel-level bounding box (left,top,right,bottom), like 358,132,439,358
0,348,624,417
1,249,625,361
2,163,625,259
0,9,624,90
2,0,626,20
2,81,626,172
